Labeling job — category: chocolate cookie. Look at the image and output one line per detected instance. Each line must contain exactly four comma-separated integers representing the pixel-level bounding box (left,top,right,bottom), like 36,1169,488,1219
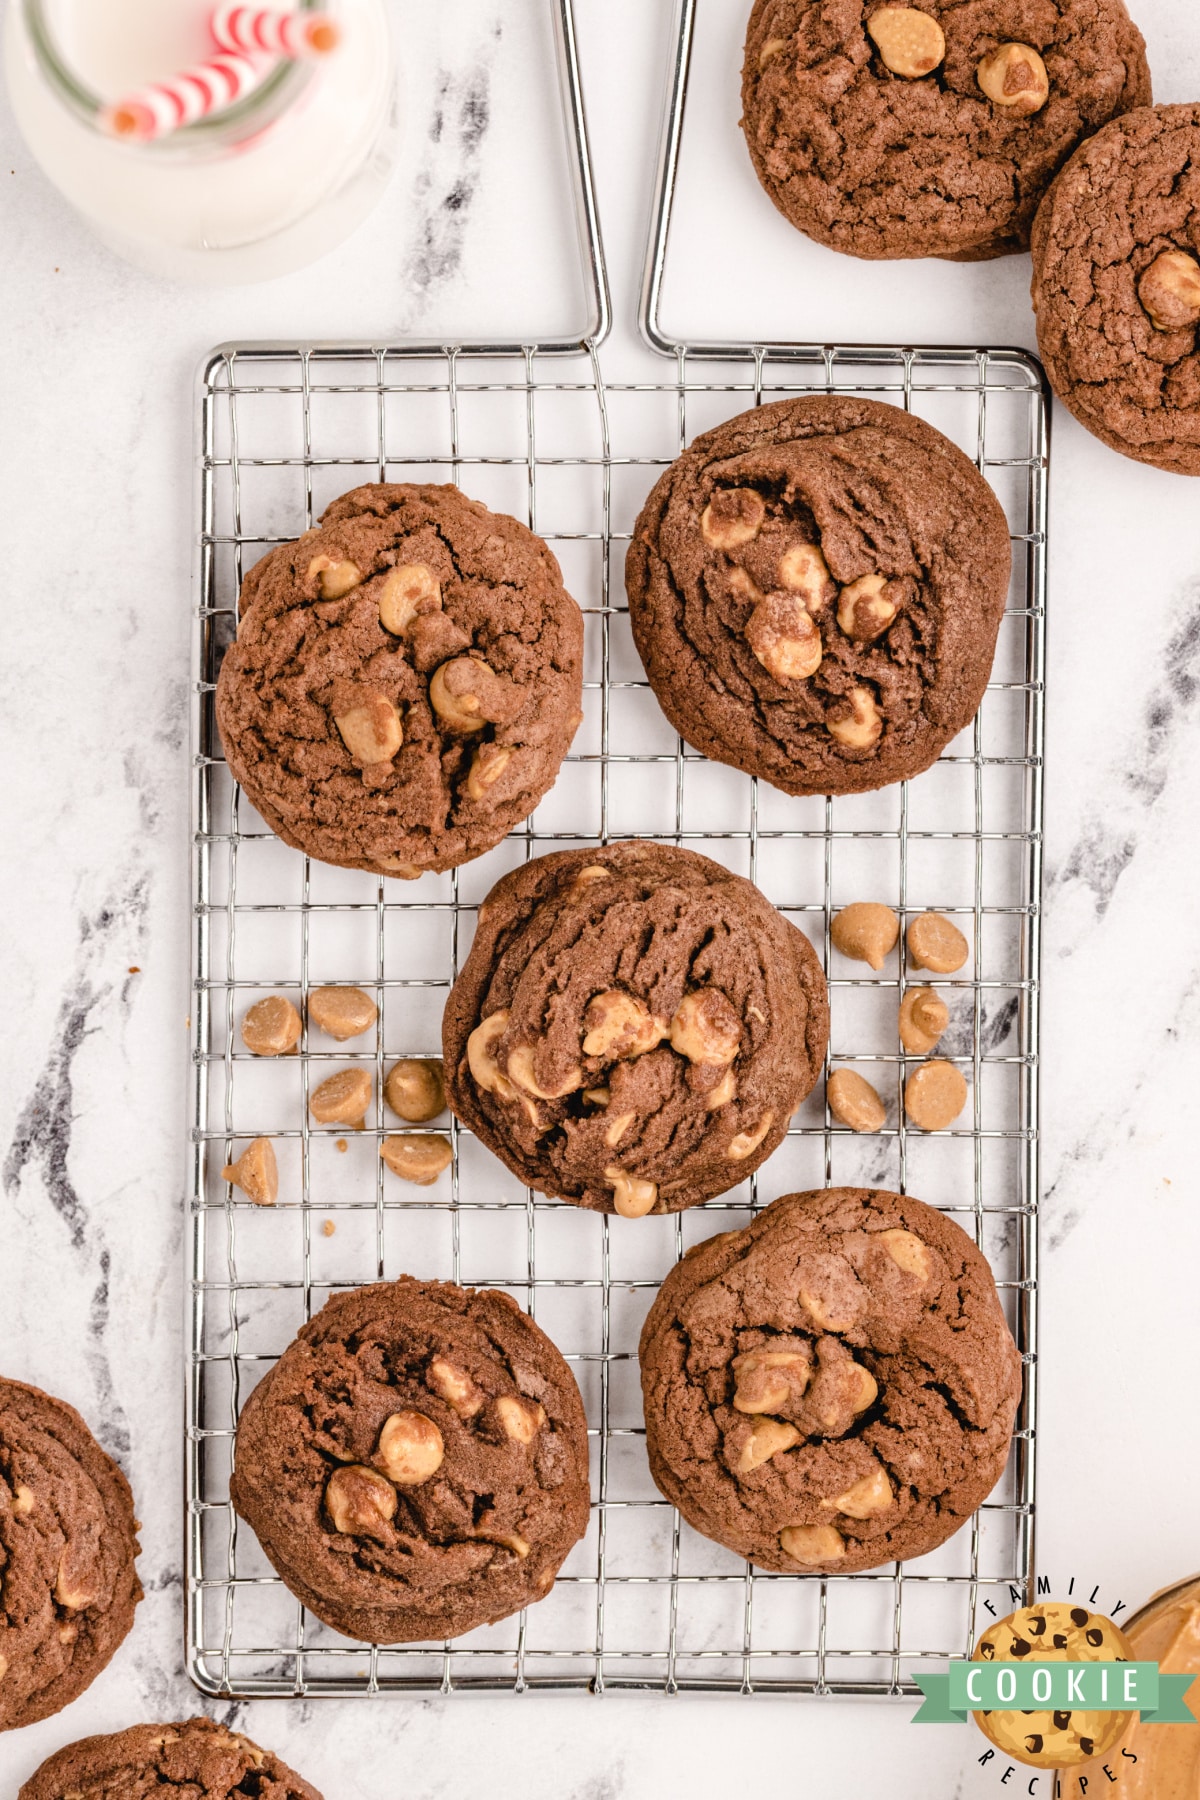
639,1188,1021,1572
1031,105,1200,475
972,1604,1134,1768
442,842,828,1216
230,1277,590,1643
215,483,584,876
18,1719,322,1800
626,397,1010,796
0,1378,142,1732
741,0,1151,261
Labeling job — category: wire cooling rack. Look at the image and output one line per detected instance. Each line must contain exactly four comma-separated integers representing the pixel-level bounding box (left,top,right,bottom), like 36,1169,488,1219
186,0,1046,1702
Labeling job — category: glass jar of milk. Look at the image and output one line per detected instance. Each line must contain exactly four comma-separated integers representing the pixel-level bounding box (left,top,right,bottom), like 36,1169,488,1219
4,0,398,282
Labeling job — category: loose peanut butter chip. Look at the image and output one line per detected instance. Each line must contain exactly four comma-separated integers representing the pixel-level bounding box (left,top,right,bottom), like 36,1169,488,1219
605,1166,658,1218
325,1464,397,1534
377,1410,444,1485
822,1461,894,1519
701,486,766,550
867,6,945,76
308,985,378,1041
898,986,949,1053
733,1415,800,1474
241,994,301,1057
428,1356,484,1419
221,1137,278,1206
828,685,883,750
582,990,666,1060
467,1011,515,1098
335,690,403,768
384,1058,446,1122
904,1059,967,1131
827,1068,886,1134
830,901,900,971
380,1133,453,1185
306,554,363,599
878,1228,933,1280
310,1067,373,1127
669,987,741,1066
732,1348,811,1415
1138,250,1200,332
780,1522,846,1564
907,912,968,972
777,541,836,612
727,1110,775,1160
837,573,899,641
976,41,1050,116
507,1043,583,1100
745,593,823,681
377,562,442,635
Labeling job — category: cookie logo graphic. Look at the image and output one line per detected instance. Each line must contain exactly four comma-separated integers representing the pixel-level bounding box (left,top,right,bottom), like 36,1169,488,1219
972,1604,1134,1769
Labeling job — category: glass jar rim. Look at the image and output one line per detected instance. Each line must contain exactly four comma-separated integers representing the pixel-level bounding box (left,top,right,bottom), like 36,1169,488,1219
22,0,321,144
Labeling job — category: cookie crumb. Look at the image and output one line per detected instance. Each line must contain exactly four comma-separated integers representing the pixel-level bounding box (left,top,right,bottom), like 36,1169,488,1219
321,1219,336,1236
335,1138,348,1153
128,965,141,973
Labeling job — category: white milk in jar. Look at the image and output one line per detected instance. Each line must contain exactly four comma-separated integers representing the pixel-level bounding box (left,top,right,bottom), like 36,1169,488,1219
4,0,398,281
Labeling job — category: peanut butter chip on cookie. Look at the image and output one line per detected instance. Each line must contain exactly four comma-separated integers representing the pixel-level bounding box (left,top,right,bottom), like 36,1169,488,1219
867,7,945,78
976,42,1050,116
1138,249,1200,332
701,487,766,550
744,592,823,681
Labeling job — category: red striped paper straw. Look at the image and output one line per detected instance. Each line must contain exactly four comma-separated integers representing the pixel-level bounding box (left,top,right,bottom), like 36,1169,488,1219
101,49,271,140
210,5,341,57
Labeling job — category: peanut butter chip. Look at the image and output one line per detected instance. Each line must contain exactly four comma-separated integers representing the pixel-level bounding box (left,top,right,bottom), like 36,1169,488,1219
976,42,1050,116
830,902,900,971
744,592,823,681
377,561,442,635
731,1414,800,1474
221,1137,278,1205
582,991,666,1060
779,1522,845,1565
335,689,403,768
380,1133,453,1185
777,541,836,612
701,486,766,550
898,986,949,1054
1138,250,1200,332
907,912,969,972
306,554,363,599
827,1068,886,1133
867,6,945,78
384,1058,446,1121
377,1410,444,1485
828,685,883,750
325,1464,396,1535
837,573,899,642
904,1059,967,1131
241,994,301,1057
308,985,378,1041
310,1067,373,1127
605,1166,658,1218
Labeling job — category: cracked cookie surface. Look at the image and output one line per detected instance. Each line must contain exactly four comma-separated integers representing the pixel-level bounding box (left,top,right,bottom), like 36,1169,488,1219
442,842,829,1216
230,1278,590,1643
626,396,1011,796
18,1718,322,1800
741,0,1150,261
639,1188,1021,1572
1031,104,1200,474
215,483,584,876
0,1377,142,1732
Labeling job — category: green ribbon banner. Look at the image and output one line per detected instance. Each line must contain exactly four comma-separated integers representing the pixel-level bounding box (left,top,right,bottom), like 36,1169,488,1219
911,1662,1198,1725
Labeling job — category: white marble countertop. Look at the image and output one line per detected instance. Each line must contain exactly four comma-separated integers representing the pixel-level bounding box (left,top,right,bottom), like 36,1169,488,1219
3,1,1200,1794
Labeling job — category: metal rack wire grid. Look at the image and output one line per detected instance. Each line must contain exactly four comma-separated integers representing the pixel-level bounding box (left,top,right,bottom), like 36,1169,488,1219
188,337,1045,1697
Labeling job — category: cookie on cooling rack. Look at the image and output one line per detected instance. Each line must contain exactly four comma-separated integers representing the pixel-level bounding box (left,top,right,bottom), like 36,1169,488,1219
625,395,1011,796
1031,105,1200,475
18,1719,323,1800
0,1378,142,1733
740,0,1150,261
639,1188,1021,1573
229,1277,590,1643
215,483,584,877
441,841,828,1217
